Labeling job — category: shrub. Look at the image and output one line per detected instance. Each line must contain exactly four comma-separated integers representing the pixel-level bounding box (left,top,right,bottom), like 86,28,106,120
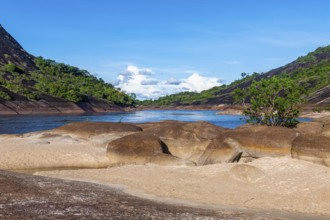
233,77,304,128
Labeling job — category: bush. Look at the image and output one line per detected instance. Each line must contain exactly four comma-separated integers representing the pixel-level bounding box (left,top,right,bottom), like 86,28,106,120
233,77,304,128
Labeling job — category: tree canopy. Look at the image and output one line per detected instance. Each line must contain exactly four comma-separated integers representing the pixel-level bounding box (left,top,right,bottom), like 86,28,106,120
0,57,136,106
233,77,304,127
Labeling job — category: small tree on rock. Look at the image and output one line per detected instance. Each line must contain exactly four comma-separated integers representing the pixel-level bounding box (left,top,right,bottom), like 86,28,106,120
233,77,304,128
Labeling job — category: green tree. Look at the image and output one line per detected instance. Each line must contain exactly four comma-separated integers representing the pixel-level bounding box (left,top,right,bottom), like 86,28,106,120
233,77,304,127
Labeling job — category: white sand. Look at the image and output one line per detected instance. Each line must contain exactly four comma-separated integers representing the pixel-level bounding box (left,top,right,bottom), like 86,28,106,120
35,157,330,217
0,133,110,170
2,119,330,217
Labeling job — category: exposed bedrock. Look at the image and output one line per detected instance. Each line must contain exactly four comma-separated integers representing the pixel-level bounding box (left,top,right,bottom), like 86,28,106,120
53,121,143,147
106,132,194,166
139,121,227,163
222,125,300,158
2,117,330,170
292,135,330,167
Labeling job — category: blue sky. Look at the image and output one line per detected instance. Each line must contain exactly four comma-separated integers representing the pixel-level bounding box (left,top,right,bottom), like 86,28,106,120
1,0,330,99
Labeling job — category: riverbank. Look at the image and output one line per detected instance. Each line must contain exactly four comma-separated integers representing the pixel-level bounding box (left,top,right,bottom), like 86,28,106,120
0,116,329,219
137,104,330,118
0,100,134,115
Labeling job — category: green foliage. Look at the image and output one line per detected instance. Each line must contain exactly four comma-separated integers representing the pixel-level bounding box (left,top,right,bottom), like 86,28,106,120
0,57,136,106
234,77,304,127
297,46,330,63
232,88,246,105
32,57,136,105
3,63,23,73
0,91,11,100
287,61,330,93
142,45,330,107
139,73,261,106
138,85,230,106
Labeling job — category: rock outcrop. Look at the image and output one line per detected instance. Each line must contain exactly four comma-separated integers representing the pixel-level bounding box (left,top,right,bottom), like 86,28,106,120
295,121,324,135
314,116,330,137
1,118,330,170
222,125,299,158
289,116,330,167
140,121,227,163
106,133,194,166
198,134,243,165
292,135,330,166
54,121,143,147
0,25,133,115
0,24,36,69
55,121,142,137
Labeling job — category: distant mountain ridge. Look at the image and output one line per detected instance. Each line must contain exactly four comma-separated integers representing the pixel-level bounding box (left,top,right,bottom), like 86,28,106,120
0,24,135,114
142,45,330,109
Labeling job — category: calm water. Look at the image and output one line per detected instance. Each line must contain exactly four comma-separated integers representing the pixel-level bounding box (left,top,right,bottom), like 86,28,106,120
0,110,245,134
0,110,311,134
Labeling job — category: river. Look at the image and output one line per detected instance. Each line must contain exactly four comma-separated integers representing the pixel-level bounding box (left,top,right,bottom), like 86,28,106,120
0,110,311,134
0,110,244,134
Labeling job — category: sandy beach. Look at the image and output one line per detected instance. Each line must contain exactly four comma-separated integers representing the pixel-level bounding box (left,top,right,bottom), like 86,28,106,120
0,114,329,219
35,157,330,218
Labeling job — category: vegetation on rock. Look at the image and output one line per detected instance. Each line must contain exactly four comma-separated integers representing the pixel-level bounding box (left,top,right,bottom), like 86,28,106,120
0,57,136,106
140,46,330,108
33,57,136,105
0,24,136,107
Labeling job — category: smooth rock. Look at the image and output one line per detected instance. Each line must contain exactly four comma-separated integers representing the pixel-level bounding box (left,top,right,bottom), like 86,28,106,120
292,134,330,166
55,121,142,137
295,121,324,135
198,134,243,165
312,116,330,137
106,133,194,166
140,121,226,163
223,125,299,158
54,121,143,147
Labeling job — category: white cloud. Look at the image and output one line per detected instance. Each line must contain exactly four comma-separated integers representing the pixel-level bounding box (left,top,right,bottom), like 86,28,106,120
115,65,222,100
180,73,221,92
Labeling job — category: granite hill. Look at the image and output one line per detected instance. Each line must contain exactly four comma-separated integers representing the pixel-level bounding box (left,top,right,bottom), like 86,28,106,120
141,46,330,111
0,25,135,114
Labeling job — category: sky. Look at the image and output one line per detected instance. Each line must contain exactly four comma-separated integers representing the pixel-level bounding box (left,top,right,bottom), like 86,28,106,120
1,0,330,99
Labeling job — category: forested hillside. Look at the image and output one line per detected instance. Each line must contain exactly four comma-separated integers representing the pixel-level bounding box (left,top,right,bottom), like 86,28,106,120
0,57,135,106
140,46,330,108
0,24,135,114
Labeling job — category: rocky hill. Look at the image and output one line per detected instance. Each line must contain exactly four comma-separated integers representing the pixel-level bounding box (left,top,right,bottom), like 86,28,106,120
0,25,135,114
142,46,330,110
0,24,36,70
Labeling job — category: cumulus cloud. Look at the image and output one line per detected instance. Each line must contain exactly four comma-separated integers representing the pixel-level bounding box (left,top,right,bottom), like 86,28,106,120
181,73,221,92
115,65,222,100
